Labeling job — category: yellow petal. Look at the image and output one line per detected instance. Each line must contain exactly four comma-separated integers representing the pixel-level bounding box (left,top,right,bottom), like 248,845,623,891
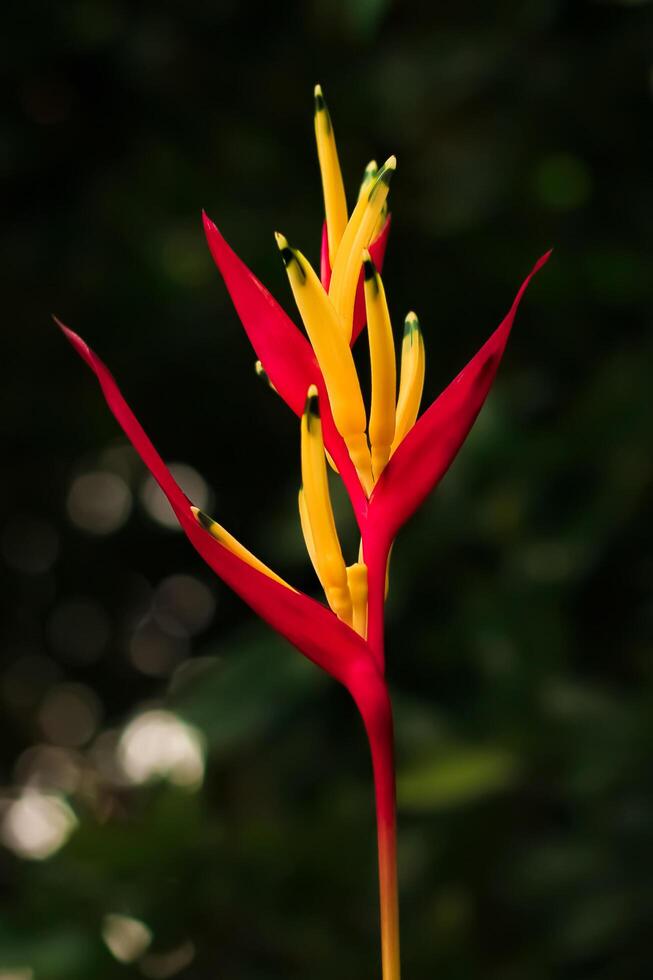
298,486,323,590
275,232,373,494
363,250,396,481
300,386,353,625
191,507,293,590
346,562,368,638
314,84,348,268
328,155,396,339
391,312,425,454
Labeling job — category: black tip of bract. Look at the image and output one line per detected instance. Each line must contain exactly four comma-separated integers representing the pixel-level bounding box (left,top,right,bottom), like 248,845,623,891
281,247,306,282
306,390,320,420
363,256,376,281
314,90,326,113
195,508,214,532
280,246,293,268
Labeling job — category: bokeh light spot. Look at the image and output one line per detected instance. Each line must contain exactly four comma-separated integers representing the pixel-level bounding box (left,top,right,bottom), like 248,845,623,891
38,683,102,748
129,621,189,678
1,791,77,860
102,914,152,964
154,574,215,637
117,709,205,789
140,940,196,978
15,745,82,795
67,470,132,534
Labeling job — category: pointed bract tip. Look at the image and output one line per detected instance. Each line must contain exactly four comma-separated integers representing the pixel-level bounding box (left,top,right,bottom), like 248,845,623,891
201,210,217,233
314,84,326,113
364,159,378,175
531,248,553,276
53,316,88,353
274,231,288,249
192,506,215,534
305,384,320,418
373,155,396,191
53,314,76,338
403,311,420,337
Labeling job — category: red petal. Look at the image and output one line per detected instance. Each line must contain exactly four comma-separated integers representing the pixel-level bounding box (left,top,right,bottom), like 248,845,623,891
202,213,367,522
319,217,392,344
369,251,552,545
203,213,314,419
57,320,370,683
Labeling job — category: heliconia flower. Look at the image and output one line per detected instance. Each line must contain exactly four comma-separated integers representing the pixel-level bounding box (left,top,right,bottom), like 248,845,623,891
58,85,549,980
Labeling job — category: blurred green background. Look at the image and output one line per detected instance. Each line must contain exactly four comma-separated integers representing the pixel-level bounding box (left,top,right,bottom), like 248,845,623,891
3,1,653,977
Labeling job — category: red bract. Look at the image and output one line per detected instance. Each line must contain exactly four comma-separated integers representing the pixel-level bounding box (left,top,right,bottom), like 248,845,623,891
203,214,366,522
368,251,552,544
56,320,372,689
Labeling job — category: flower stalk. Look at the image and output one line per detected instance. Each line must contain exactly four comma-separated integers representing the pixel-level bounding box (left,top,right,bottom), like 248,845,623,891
56,84,549,978
349,661,400,980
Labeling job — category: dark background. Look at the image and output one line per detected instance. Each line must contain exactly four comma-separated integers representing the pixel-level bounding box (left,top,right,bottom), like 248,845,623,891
3,1,653,977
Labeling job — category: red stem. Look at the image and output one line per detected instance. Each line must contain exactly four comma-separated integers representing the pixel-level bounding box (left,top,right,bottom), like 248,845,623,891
347,658,401,980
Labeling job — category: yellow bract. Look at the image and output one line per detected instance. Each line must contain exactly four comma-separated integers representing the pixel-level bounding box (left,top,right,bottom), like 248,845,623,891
243,86,431,632
363,250,396,480
391,313,426,455
328,156,396,340
314,84,348,268
346,562,368,639
300,386,353,626
358,161,387,242
191,507,293,590
275,232,373,495
194,87,429,638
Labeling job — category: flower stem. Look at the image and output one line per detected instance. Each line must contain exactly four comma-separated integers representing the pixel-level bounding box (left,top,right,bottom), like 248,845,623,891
349,665,401,980
370,694,400,980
